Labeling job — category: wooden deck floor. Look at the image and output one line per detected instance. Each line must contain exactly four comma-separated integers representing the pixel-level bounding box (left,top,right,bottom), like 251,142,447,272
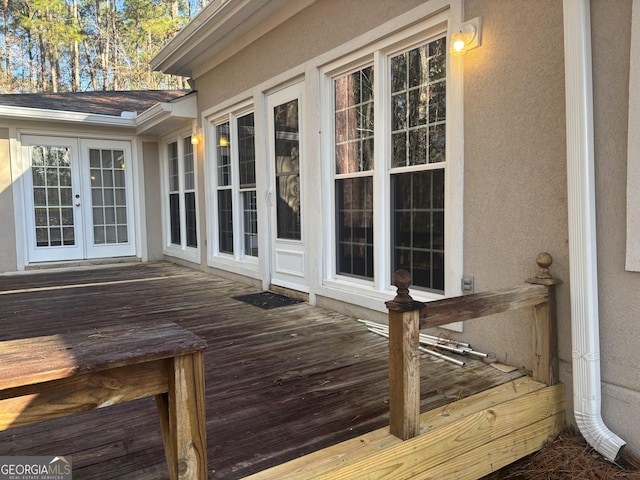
0,262,523,479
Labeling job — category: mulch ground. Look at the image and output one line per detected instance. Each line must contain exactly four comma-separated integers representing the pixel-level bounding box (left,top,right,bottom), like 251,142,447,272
482,427,640,479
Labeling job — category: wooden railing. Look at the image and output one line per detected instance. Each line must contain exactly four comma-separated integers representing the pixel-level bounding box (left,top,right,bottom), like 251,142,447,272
385,253,562,440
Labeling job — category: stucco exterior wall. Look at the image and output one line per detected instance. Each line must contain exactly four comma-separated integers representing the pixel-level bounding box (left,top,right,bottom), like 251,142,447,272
591,0,640,456
459,0,570,386
0,128,17,273
142,140,164,261
195,0,425,109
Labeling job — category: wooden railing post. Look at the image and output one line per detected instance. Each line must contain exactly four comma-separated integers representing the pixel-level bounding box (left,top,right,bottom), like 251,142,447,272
526,252,563,386
385,270,425,440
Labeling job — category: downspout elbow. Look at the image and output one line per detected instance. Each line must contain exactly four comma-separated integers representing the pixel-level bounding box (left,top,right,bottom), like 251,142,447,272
574,410,626,462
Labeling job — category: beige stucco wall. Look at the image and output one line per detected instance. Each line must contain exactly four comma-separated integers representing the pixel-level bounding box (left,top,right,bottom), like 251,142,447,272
0,128,17,273
195,0,425,110
142,140,165,261
591,0,640,456
459,0,570,383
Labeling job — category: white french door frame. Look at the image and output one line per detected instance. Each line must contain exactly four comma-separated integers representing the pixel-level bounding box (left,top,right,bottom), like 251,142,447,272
266,82,309,292
20,134,137,264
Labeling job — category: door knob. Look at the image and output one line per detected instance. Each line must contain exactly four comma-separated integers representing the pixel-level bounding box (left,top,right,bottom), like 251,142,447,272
75,202,81,207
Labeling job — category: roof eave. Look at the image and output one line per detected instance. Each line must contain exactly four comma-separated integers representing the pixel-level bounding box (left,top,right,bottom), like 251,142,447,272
135,93,198,136
0,105,136,127
150,0,316,78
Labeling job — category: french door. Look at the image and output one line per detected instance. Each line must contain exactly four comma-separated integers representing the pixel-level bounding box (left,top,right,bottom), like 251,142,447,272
267,83,309,291
22,136,136,263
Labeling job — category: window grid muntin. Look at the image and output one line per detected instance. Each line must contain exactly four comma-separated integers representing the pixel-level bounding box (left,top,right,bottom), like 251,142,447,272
183,138,197,248
336,176,374,279
334,65,375,174
90,148,128,245
390,37,446,169
333,65,376,280
238,113,258,257
213,110,258,258
31,145,75,247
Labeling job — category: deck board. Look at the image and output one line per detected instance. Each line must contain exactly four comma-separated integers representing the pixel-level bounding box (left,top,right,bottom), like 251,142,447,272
0,262,523,479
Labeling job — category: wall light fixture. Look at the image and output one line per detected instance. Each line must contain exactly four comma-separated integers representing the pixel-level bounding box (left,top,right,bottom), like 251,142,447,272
191,125,203,145
451,17,482,55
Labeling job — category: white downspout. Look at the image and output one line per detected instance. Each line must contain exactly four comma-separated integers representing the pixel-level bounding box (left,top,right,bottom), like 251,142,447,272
562,0,626,462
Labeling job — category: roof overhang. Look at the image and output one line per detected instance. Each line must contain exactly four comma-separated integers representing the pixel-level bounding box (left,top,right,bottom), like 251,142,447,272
135,93,198,135
0,93,197,136
150,0,317,78
0,105,137,128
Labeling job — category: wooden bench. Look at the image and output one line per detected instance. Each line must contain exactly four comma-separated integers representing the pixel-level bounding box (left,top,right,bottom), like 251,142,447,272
0,321,207,480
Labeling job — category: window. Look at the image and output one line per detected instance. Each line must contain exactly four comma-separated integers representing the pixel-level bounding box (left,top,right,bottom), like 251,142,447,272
213,111,258,258
164,135,198,260
390,39,446,292
331,35,447,294
334,66,374,279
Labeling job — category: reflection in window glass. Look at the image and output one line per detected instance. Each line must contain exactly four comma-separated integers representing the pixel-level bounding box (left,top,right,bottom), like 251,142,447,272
336,176,374,279
274,100,301,240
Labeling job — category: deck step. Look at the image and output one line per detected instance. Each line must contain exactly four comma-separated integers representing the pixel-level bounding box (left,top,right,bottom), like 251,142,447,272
245,376,565,479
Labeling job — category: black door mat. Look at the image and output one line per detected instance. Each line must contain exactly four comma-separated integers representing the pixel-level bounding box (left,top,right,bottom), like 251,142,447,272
233,291,302,309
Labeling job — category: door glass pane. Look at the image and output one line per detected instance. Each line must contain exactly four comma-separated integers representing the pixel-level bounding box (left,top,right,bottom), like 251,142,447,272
89,148,128,245
30,145,75,247
274,99,301,240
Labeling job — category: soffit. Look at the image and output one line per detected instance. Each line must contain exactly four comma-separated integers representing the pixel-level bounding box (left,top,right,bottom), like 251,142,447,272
150,0,317,78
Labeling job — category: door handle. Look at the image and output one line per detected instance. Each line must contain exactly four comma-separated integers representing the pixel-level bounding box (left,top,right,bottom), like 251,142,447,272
75,202,81,207
266,187,273,207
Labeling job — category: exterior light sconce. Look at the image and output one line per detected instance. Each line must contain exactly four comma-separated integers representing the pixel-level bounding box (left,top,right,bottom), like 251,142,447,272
191,125,203,145
451,17,482,55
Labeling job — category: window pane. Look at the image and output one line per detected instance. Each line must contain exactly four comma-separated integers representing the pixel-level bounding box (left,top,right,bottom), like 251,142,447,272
30,145,75,248
185,191,197,248
335,66,374,174
390,37,446,168
216,123,231,186
391,169,445,293
168,142,179,192
169,193,180,245
183,138,195,191
218,190,233,253
238,113,256,188
243,190,258,257
274,99,301,240
336,176,374,279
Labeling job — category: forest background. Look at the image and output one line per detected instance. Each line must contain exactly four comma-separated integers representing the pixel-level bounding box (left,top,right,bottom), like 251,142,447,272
0,0,209,93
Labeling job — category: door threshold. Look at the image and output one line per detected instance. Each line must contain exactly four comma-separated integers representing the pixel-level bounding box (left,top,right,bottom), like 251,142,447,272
268,284,309,303
25,257,141,271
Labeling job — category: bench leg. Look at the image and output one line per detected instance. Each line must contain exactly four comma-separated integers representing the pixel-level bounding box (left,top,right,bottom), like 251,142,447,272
156,352,207,480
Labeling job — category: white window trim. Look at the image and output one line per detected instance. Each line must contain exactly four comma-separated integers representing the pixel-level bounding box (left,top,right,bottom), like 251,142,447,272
316,7,465,323
204,101,261,279
161,129,201,263
627,0,640,271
